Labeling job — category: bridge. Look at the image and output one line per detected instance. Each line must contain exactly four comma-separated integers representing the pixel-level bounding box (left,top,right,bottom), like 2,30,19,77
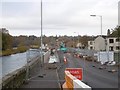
1,48,119,90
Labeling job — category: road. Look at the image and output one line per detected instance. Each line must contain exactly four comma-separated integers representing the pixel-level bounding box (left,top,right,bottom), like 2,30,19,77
57,51,119,88
20,50,119,89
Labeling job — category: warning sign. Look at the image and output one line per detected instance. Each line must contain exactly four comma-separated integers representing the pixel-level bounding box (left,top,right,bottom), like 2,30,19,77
65,68,83,80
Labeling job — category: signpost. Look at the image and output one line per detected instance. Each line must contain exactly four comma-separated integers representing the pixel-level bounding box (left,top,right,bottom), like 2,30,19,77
65,68,83,80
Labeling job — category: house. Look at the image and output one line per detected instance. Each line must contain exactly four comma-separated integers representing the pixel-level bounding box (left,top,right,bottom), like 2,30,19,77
94,36,106,51
88,36,106,51
88,36,120,52
88,41,94,50
106,37,120,52
76,43,85,49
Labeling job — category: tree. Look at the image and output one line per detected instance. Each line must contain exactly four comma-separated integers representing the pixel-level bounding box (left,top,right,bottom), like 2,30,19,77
2,33,13,50
79,35,90,47
110,26,120,37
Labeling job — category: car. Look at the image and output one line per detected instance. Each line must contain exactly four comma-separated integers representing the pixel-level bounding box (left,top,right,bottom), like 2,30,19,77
107,61,116,66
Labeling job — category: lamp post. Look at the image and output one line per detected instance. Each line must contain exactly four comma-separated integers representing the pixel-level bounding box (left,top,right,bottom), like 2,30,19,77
90,15,102,36
41,0,43,67
90,15,104,68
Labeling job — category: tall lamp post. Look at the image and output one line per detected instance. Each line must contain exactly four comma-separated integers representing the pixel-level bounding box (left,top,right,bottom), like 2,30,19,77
90,15,102,36
41,0,43,67
90,15,103,68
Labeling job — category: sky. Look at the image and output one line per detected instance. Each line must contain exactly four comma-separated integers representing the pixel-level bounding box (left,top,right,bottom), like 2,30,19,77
0,0,119,36
118,1,120,26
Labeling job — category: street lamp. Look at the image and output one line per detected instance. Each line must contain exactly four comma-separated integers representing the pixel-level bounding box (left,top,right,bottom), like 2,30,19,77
41,0,43,67
90,15,102,36
90,15,104,69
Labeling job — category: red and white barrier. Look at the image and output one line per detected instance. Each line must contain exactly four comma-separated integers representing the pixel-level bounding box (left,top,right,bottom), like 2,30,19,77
63,70,91,90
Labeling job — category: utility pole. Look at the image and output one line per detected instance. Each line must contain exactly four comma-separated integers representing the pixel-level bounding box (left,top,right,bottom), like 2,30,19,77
40,0,43,67
90,15,103,65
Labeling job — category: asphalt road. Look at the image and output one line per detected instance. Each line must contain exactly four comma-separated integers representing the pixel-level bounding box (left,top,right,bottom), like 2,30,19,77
57,51,119,89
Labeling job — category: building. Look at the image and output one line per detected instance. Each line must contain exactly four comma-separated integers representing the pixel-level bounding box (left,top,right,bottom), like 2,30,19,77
106,37,120,52
118,1,120,26
88,36,106,51
94,36,106,51
88,36,120,52
76,43,85,49
88,41,94,50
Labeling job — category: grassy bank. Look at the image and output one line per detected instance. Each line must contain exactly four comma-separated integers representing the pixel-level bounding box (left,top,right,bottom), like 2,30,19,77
0,46,29,56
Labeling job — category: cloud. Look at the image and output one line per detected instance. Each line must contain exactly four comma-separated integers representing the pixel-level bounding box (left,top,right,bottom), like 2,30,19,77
1,0,119,36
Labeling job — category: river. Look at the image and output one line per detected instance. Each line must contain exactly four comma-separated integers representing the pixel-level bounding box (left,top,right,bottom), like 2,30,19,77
0,49,42,78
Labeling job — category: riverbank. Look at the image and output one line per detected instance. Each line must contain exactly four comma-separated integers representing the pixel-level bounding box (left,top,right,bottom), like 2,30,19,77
0,46,29,56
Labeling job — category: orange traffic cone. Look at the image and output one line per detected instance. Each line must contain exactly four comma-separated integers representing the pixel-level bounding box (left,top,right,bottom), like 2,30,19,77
64,56,67,64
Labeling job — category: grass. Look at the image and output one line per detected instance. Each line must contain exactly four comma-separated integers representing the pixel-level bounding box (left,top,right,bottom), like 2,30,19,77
0,46,29,56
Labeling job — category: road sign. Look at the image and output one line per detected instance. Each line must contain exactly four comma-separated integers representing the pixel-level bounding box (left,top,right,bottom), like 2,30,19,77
65,68,83,80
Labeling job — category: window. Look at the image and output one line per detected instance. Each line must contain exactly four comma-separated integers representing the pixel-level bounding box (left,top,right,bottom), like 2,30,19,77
90,41,93,45
90,47,93,50
109,46,114,51
109,39,114,43
116,38,120,42
116,46,120,50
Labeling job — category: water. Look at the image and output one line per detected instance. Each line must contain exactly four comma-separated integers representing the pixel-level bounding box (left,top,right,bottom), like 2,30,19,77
0,49,41,78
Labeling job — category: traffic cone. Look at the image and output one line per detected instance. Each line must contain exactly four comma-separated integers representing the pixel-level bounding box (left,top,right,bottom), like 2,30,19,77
64,56,67,64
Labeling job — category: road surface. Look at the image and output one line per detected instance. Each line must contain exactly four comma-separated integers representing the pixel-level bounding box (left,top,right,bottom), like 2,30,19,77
20,50,119,89
57,51,119,89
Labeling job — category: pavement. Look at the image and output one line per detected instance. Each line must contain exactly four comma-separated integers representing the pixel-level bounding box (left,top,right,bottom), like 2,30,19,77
20,52,61,89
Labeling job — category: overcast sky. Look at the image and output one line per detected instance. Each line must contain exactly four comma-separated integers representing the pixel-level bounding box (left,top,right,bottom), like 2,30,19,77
0,0,119,36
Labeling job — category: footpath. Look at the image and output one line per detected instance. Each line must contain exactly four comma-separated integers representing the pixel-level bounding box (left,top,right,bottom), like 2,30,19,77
20,52,61,89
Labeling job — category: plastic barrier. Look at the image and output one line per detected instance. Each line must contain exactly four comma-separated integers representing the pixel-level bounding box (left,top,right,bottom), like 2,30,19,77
63,71,91,90
65,71,76,90
73,80,91,90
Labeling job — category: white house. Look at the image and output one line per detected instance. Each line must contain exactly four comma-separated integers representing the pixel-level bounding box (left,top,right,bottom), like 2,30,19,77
94,36,106,51
88,36,106,51
76,43,85,49
88,36,120,52
106,37,120,52
88,41,94,50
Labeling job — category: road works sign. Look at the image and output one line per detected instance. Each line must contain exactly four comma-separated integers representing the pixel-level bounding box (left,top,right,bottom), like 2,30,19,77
65,68,83,80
